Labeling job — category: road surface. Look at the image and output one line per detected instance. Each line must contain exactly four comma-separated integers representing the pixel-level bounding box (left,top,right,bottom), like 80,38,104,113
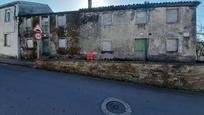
0,63,204,115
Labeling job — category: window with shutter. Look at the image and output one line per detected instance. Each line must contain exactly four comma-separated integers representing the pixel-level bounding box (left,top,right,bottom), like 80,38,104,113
102,14,112,26
166,9,179,23
136,11,147,24
166,39,178,52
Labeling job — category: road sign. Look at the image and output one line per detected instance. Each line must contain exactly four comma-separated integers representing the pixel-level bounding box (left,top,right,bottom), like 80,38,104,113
33,24,43,40
33,24,43,59
33,24,42,33
34,32,42,40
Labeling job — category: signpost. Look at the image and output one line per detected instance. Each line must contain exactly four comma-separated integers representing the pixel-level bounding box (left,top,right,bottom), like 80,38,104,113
33,24,42,59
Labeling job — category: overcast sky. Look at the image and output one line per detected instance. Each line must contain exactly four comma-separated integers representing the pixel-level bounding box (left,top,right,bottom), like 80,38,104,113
0,0,203,26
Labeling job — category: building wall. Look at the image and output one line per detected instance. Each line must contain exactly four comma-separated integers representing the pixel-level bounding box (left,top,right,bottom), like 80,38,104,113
0,6,19,57
79,6,197,62
19,5,197,62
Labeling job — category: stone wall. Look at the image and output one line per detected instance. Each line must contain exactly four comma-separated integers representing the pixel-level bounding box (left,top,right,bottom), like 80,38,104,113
35,60,204,91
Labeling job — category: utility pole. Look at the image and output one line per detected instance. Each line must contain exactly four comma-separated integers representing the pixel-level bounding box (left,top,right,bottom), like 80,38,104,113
88,0,92,8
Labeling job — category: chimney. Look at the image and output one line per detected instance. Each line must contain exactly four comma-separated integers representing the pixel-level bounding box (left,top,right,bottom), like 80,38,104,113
88,0,92,8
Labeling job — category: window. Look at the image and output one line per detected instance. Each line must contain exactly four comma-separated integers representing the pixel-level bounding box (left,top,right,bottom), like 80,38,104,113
59,38,66,48
4,34,9,47
166,9,179,23
136,11,147,24
5,9,11,22
57,15,66,27
25,18,32,31
102,14,112,26
41,16,49,34
166,39,178,52
27,39,34,48
102,41,112,52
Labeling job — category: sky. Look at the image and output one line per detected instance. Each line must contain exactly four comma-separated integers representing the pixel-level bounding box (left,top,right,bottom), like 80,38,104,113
0,0,203,30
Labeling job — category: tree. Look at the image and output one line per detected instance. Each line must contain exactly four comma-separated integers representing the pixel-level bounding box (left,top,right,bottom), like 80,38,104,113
197,25,204,41
196,24,204,61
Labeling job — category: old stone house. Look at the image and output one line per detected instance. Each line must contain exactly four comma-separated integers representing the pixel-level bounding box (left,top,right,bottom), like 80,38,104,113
0,1,52,58
3,1,202,62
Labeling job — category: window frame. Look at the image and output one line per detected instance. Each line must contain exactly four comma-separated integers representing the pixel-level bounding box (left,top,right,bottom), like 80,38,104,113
41,16,49,34
56,15,66,28
25,17,32,32
166,8,179,24
4,34,10,47
5,9,11,23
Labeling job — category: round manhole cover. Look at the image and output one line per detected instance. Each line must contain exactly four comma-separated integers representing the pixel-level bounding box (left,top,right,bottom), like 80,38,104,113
101,97,132,115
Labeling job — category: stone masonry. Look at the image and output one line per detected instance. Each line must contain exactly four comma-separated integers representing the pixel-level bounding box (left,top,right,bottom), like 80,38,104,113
35,60,204,91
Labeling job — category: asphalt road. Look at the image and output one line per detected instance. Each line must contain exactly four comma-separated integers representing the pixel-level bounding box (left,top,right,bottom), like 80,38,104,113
0,64,204,115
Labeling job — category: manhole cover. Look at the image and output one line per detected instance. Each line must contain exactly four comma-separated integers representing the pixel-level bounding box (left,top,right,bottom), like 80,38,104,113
101,97,132,115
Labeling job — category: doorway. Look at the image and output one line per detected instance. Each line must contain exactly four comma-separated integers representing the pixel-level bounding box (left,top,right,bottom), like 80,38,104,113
42,37,49,56
134,39,148,60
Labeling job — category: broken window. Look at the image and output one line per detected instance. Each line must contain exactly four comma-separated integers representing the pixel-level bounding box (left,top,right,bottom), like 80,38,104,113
166,39,178,52
41,16,49,34
166,9,179,23
5,9,11,22
4,34,10,47
102,41,112,52
59,38,66,49
102,14,112,26
136,11,147,24
57,15,66,27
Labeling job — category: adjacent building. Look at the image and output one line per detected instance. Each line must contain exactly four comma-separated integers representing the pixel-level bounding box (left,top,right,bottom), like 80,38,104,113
0,1,52,58
0,1,201,62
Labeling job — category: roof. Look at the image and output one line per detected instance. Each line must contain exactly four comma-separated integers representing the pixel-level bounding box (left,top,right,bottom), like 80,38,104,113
0,1,52,15
80,1,201,12
19,1,201,17
0,1,47,8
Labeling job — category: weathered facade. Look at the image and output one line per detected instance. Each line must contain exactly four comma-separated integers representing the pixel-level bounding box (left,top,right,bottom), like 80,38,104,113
18,1,201,62
0,1,52,58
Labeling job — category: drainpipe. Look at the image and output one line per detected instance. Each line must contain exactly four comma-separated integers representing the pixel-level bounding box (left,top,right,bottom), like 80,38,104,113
88,0,92,9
